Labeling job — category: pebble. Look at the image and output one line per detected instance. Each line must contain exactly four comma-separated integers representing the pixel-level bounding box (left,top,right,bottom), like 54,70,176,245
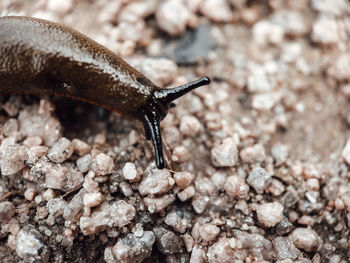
42,189,56,201
233,230,274,260
267,178,285,196
289,228,322,252
111,231,155,263
252,20,284,46
80,200,136,235
47,0,73,15
43,117,63,147
190,245,206,262
0,201,15,223
200,0,233,23
272,237,301,260
72,139,91,157
16,225,47,261
138,169,174,195
122,162,137,181
256,202,284,227
211,137,238,167
247,167,271,193
63,189,85,222
164,209,192,233
46,198,67,225
271,143,289,165
143,194,176,213
119,182,133,197
119,0,158,19
118,20,145,42
178,186,196,201
83,192,104,208
0,144,28,176
27,145,49,165
224,175,249,199
173,172,194,189
24,188,36,201
183,233,194,252
207,237,234,263
47,137,73,163
91,153,115,175
2,118,18,137
76,154,92,173
247,65,273,93
172,145,190,163
311,15,342,45
199,223,220,242
179,115,202,136
153,227,184,255
270,10,308,37
240,144,266,164
23,135,43,148
156,0,193,36
327,54,350,82
133,58,178,87
311,0,350,16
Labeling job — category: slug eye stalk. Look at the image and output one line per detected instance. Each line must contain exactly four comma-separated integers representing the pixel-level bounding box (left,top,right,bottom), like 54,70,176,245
144,76,211,169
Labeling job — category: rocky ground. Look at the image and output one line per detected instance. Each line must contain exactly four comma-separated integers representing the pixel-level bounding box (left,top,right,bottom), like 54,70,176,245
1,0,350,262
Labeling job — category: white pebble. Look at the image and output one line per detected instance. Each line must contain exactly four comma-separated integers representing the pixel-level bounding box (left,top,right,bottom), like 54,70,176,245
211,137,238,167
83,192,104,208
256,202,284,227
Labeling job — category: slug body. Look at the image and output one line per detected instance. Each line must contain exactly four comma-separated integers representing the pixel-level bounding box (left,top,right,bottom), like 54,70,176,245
0,16,210,169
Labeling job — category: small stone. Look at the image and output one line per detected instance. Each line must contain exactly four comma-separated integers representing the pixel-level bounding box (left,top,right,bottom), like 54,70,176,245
173,172,194,189
139,169,174,195
190,245,206,262
192,194,209,214
252,20,284,46
247,167,271,193
143,194,176,213
199,223,220,242
2,118,18,137
24,188,36,201
43,117,62,147
46,198,67,225
42,189,56,201
83,171,99,193
112,231,155,263
0,144,28,176
341,137,350,165
267,179,285,196
0,201,15,223
200,0,233,23
47,0,73,15
183,233,194,252
94,134,106,145
80,200,136,235
23,136,43,148
91,153,115,175
272,237,301,260
211,137,238,167
179,115,202,136
240,144,266,164
83,192,104,208
63,189,85,222
289,228,322,253
247,65,273,93
224,175,249,199
72,139,91,157
119,182,133,197
164,209,192,233
327,54,350,82
256,202,284,227
47,137,73,163
311,15,342,45
27,145,49,165
153,227,184,255
178,186,196,202
16,225,47,261
271,143,288,165
172,145,190,163
156,0,192,36
207,237,234,263
77,154,92,173
133,58,178,87
122,162,137,181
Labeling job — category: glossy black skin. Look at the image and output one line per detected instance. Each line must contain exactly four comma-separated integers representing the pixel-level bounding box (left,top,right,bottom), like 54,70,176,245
0,16,210,169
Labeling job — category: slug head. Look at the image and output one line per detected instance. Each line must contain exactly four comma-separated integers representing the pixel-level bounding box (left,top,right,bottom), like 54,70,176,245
141,76,210,169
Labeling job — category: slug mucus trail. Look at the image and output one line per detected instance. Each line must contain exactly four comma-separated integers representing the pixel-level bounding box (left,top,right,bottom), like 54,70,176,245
0,16,210,169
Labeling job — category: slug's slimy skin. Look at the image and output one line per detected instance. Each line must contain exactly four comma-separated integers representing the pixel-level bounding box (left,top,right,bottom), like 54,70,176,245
0,16,210,169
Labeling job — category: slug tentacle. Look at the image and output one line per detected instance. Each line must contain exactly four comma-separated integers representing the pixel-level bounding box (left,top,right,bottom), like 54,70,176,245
143,113,164,169
154,76,210,105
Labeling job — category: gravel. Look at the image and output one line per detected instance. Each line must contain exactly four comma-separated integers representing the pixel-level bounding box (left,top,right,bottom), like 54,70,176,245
1,0,350,262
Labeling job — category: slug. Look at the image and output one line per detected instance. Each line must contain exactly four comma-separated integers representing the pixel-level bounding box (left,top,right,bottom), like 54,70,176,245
0,16,210,169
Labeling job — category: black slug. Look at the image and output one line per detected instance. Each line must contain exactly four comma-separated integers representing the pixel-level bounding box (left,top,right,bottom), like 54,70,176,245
0,16,210,169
